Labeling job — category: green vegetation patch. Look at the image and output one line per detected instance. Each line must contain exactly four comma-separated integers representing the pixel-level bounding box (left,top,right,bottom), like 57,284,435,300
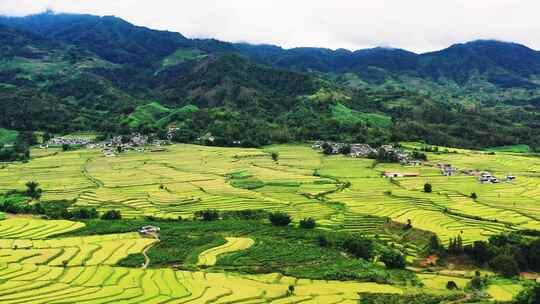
485,144,531,153
0,128,18,145
332,102,392,128
127,102,172,128
359,293,462,304
64,218,415,284
161,48,207,68
230,178,265,190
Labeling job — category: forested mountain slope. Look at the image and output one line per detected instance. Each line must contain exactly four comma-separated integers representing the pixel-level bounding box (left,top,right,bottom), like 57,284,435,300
2,12,540,148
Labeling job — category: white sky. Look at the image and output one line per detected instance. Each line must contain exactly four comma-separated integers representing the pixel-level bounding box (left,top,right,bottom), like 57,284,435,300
0,0,539,53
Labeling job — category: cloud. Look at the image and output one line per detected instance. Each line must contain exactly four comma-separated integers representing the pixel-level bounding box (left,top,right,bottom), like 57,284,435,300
1,0,539,52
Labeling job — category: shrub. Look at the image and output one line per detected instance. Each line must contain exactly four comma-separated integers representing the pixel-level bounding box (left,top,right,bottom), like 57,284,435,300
25,181,42,199
405,219,413,229
221,209,268,220
271,152,279,161
380,250,406,269
339,145,351,155
299,218,316,229
317,235,331,247
194,209,219,221
514,284,540,304
269,212,292,226
471,192,478,200
411,151,427,161
424,183,432,193
464,241,494,264
101,210,122,220
322,143,333,155
469,275,484,290
489,254,520,277
287,285,295,295
446,281,458,290
72,208,98,219
343,236,374,260
428,235,442,253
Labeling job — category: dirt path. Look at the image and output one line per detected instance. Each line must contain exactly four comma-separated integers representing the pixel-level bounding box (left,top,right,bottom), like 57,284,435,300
141,233,160,269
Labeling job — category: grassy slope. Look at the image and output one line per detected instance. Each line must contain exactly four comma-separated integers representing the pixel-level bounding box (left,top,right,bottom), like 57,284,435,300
332,102,392,128
161,48,207,68
127,102,171,128
127,102,199,128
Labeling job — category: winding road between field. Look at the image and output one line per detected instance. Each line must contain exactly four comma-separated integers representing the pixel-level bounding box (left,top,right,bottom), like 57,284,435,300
141,233,160,269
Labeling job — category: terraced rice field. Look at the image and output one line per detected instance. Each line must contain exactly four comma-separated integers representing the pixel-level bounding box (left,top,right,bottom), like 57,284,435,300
2,143,540,301
2,143,540,249
417,274,470,294
197,237,254,266
0,218,84,239
0,261,402,303
0,232,156,267
486,280,524,301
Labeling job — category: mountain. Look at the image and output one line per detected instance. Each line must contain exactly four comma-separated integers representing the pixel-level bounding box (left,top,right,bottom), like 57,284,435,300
0,11,192,67
2,12,540,149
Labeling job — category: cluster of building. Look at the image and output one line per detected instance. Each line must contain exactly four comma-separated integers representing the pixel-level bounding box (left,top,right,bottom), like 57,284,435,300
44,133,171,157
466,171,516,183
311,141,410,160
382,172,419,178
139,225,160,235
436,163,458,176
42,137,93,148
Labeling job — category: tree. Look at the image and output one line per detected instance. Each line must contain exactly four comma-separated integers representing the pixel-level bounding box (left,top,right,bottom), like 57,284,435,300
72,208,98,219
339,144,351,155
466,241,494,264
269,212,291,226
469,271,484,290
489,255,520,277
322,142,333,155
101,210,122,220
380,250,406,269
448,235,464,254
514,284,540,304
446,281,458,290
43,132,52,142
287,285,295,296
194,209,219,221
317,235,331,247
62,144,70,152
343,236,374,260
25,181,42,199
405,219,412,229
299,217,316,229
424,183,432,193
271,152,279,162
428,235,442,254
411,151,427,161
527,239,540,271
471,192,478,200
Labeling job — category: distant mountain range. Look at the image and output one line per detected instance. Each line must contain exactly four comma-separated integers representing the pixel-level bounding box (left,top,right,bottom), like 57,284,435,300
2,12,540,149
